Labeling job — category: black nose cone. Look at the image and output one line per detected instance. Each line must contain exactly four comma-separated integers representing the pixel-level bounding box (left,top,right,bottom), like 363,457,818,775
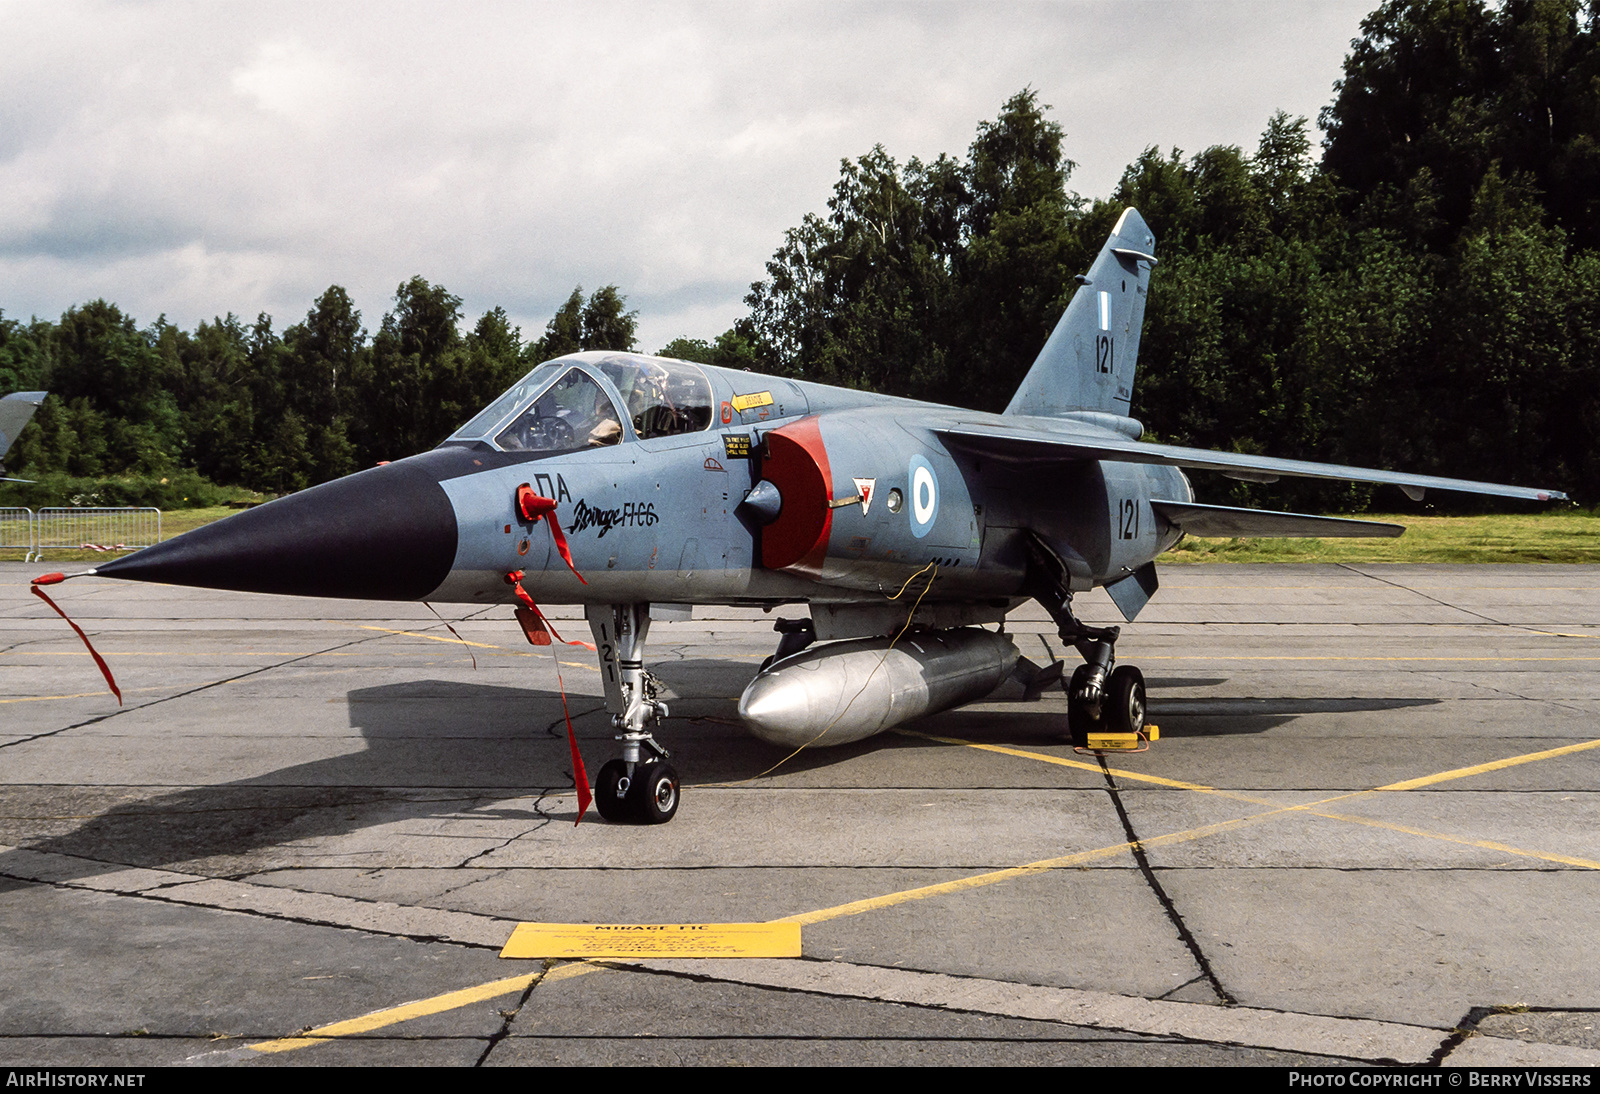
94,456,459,600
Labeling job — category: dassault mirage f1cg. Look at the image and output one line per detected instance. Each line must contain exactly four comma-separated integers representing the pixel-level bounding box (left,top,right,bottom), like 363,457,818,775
76,210,1566,824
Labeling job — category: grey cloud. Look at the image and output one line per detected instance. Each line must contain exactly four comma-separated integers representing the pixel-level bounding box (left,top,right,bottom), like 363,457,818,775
0,0,1374,345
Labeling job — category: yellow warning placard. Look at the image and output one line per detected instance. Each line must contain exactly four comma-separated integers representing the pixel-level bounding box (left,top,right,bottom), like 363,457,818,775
730,391,773,412
500,922,801,959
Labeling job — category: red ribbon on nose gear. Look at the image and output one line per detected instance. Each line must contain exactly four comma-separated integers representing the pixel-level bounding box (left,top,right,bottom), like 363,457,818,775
31,574,122,706
504,571,593,824
515,484,587,584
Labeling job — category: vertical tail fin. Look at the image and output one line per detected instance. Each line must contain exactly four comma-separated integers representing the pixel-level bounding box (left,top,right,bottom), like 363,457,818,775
1004,209,1156,425
0,391,46,465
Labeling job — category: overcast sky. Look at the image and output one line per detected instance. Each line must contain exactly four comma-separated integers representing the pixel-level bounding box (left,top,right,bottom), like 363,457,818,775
1,0,1375,354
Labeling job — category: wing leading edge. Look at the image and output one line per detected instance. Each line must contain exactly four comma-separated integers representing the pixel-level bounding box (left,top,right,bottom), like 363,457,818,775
934,422,1568,503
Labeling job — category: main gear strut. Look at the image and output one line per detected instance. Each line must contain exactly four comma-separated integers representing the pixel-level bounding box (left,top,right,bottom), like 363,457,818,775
1024,533,1149,749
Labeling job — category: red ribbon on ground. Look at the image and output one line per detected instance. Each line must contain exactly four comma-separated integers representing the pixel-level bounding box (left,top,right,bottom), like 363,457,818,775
31,575,122,706
505,571,593,824
516,485,587,584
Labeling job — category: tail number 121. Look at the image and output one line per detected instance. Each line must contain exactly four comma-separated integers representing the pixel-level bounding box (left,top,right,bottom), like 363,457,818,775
1118,498,1140,540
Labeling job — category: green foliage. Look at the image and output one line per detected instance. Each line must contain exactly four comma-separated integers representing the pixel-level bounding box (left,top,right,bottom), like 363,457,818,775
745,89,1086,408
529,285,638,360
0,470,238,510
658,324,766,370
581,285,638,351
1323,0,1600,249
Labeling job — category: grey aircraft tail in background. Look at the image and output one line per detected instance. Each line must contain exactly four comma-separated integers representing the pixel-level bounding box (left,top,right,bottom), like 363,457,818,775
80,209,1566,823
0,390,45,483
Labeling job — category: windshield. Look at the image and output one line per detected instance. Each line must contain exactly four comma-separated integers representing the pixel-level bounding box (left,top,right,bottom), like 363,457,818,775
494,368,623,452
451,361,564,440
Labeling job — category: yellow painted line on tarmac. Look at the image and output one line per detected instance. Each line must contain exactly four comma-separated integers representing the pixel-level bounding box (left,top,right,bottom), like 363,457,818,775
1300,809,1600,871
357,625,506,650
249,962,599,1054
901,731,1219,793
0,685,170,704
1374,737,1600,791
245,808,1308,1055
920,731,1600,869
776,809,1316,928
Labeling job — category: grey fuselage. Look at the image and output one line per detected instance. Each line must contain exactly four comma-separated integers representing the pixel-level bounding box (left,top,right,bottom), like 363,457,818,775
427,352,1189,634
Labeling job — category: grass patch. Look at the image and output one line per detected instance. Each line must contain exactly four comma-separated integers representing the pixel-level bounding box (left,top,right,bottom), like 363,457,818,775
1167,509,1600,564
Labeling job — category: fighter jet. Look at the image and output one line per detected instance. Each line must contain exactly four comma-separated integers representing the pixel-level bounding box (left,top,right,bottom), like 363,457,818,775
0,390,46,482
75,210,1566,824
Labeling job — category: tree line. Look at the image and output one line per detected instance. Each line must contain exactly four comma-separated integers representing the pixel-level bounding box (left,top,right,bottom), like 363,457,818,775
3,0,1598,508
0,280,639,497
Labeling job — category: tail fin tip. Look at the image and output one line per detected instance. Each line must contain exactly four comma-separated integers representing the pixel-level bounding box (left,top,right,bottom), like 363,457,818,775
1003,208,1156,421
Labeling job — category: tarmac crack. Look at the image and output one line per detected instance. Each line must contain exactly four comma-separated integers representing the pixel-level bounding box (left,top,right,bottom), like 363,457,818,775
1152,973,1208,1001
474,962,552,1066
459,815,552,867
1096,757,1237,1006
1430,1004,1497,1065
544,703,605,739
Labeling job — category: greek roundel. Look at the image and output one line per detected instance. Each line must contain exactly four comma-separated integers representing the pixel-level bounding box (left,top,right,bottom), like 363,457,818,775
907,455,938,538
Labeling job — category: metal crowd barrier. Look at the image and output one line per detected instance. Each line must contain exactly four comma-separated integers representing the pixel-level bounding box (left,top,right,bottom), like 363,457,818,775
29,507,163,561
0,507,34,558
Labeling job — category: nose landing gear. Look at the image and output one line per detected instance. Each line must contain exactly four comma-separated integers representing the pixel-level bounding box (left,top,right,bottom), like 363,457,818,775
587,603,680,824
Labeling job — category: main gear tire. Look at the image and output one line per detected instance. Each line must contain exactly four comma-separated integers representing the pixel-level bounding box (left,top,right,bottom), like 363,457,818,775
1105,664,1147,736
1066,664,1102,748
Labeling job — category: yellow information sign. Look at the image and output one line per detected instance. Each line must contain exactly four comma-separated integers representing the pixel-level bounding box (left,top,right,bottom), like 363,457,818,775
730,391,774,412
500,922,801,959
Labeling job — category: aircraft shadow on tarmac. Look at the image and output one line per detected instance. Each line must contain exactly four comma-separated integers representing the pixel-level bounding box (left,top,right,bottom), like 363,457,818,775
1,671,1439,884
2,672,781,882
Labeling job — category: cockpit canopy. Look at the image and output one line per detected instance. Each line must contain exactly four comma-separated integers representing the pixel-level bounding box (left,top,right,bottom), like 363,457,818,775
447,354,715,454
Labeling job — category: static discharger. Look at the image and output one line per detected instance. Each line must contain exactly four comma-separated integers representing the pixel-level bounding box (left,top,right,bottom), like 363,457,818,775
1084,725,1160,753
500,922,801,960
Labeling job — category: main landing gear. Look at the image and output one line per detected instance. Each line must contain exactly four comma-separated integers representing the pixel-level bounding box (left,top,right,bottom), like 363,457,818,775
1063,626,1149,750
585,604,680,824
1030,556,1145,751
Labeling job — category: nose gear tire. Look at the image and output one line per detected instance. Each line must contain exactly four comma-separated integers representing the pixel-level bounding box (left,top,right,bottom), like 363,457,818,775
632,761,680,824
596,759,632,823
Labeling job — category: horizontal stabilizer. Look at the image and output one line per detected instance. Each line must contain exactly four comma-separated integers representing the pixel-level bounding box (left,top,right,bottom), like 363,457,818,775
934,423,1567,503
1150,500,1404,539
